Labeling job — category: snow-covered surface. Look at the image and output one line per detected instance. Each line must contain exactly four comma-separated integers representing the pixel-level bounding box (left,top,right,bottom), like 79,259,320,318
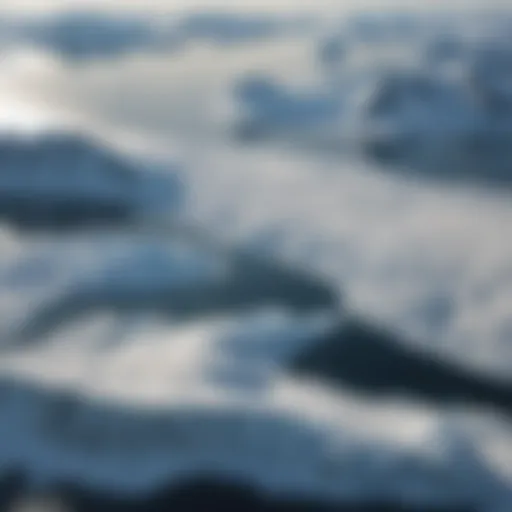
0,229,334,344
0,311,511,511
0,10,310,61
230,10,512,181
0,131,184,223
1,4,512,512
0,230,510,511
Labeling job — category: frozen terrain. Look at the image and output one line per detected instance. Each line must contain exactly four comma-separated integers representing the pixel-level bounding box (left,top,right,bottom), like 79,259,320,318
0,131,183,229
1,3,512,511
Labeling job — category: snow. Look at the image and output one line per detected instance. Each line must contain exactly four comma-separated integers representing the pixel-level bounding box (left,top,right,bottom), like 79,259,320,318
0,131,184,224
0,5,512,512
0,311,510,510
229,10,512,183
